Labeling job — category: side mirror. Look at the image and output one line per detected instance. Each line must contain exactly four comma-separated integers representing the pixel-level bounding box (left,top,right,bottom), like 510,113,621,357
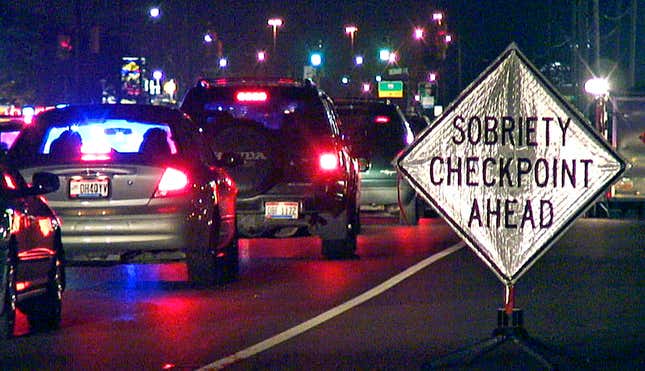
29,172,60,195
358,157,370,172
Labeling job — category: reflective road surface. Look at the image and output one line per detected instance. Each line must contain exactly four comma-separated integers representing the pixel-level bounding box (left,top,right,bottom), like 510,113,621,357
0,216,643,370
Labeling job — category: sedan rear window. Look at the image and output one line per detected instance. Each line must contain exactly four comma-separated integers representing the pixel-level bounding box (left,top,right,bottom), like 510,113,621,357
9,117,182,167
40,120,177,156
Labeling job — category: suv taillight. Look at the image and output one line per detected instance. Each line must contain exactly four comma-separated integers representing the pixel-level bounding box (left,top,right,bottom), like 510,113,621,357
235,90,268,102
319,152,339,171
154,167,189,197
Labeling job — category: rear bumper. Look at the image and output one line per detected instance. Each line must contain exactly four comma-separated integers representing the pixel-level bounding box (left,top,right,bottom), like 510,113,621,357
235,181,350,237
59,212,194,260
359,179,414,209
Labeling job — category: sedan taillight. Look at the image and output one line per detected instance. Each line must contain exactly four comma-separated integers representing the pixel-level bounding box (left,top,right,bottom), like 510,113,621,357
154,167,189,197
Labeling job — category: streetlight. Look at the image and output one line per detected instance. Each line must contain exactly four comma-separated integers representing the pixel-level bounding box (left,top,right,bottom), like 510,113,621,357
379,48,391,62
413,27,424,40
585,77,610,137
204,33,215,43
584,76,610,216
388,51,397,64
432,11,444,24
344,25,358,56
584,77,609,97
149,6,161,20
310,52,323,67
257,51,267,62
267,18,283,52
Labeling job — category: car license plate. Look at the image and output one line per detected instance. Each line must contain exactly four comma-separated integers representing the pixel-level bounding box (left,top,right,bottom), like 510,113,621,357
69,177,110,199
265,201,299,220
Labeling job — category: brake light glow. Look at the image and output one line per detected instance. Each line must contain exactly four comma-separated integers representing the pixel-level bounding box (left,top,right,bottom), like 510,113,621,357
82,153,111,161
235,91,268,102
374,115,390,124
154,167,189,197
319,152,339,171
3,174,16,190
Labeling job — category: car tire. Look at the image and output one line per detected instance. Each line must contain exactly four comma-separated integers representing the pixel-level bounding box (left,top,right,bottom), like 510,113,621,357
186,236,239,286
320,208,358,259
0,250,17,340
216,238,239,284
20,250,64,332
399,197,422,225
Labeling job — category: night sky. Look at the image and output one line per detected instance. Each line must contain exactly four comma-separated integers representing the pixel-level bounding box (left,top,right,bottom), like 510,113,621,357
3,0,643,104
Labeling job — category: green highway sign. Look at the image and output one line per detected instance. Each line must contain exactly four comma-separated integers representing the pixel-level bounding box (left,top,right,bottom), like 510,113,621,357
378,81,404,98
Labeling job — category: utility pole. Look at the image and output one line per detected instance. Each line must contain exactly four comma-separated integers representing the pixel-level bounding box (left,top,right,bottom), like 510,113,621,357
571,0,581,108
593,0,600,74
593,0,600,76
74,0,82,103
628,0,637,88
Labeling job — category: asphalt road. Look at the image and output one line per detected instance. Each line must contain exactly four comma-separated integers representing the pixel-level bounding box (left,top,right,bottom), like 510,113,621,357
0,216,642,370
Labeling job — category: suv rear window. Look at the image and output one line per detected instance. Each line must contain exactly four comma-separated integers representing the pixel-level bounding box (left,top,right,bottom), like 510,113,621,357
186,86,331,138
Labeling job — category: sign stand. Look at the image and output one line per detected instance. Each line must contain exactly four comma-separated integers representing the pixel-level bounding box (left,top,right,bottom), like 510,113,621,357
429,284,558,369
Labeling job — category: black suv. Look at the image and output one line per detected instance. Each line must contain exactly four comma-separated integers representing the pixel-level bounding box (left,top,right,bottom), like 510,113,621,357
181,78,360,258
335,98,423,224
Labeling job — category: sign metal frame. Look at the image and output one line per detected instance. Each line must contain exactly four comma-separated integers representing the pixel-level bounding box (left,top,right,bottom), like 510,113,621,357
396,44,626,285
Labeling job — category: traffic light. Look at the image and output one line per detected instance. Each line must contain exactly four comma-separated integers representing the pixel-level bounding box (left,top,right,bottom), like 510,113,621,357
57,34,72,60
310,52,323,67
422,11,451,70
379,48,391,62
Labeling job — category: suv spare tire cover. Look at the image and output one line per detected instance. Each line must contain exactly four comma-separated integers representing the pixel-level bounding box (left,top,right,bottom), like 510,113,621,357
210,120,283,198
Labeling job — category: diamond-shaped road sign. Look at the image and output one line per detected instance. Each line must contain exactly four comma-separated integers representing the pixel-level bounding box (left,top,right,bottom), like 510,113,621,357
396,44,625,284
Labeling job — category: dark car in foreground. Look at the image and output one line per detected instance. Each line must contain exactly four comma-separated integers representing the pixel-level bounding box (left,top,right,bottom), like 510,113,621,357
0,166,63,339
335,98,423,224
4,105,238,285
181,78,360,258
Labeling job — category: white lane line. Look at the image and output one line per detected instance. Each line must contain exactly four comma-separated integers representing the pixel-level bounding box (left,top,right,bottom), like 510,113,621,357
198,241,466,370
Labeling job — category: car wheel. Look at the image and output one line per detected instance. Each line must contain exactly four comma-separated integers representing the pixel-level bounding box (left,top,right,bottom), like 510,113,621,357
186,233,239,286
399,197,421,225
21,251,64,332
0,251,17,340
320,208,358,259
215,238,239,284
